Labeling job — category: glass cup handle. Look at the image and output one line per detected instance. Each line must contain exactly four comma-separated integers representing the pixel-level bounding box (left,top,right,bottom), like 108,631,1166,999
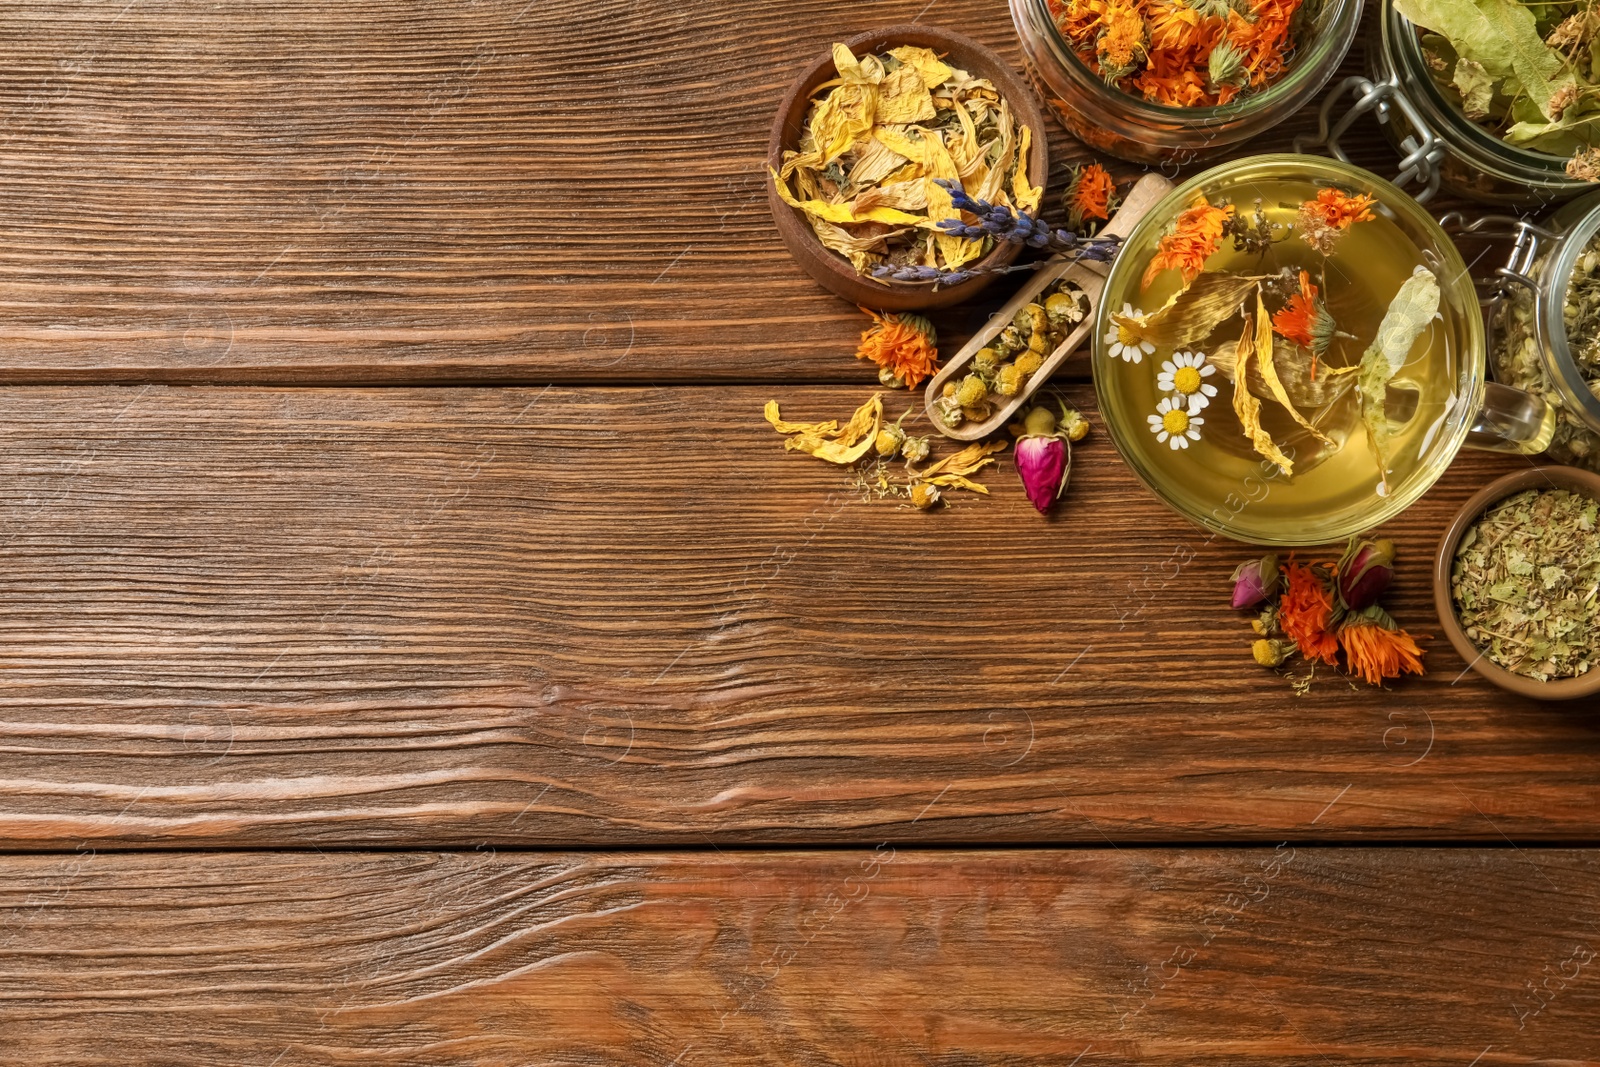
1295,75,1446,203
1437,214,1563,453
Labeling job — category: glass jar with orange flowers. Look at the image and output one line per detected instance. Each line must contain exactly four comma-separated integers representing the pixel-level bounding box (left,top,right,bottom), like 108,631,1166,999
1089,154,1559,546
1010,0,1364,164
1298,0,1595,207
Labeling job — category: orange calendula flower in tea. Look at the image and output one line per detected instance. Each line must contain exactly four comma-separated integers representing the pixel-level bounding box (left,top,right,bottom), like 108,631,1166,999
1298,188,1378,255
1065,163,1117,227
856,308,939,389
1279,561,1341,667
1339,612,1426,687
1271,271,1319,349
1141,193,1233,290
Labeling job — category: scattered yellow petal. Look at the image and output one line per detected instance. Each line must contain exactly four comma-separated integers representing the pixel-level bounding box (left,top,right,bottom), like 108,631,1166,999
764,400,838,436
1011,124,1043,214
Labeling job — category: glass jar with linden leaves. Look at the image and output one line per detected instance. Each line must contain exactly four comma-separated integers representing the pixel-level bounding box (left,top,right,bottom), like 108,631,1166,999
1092,155,1557,546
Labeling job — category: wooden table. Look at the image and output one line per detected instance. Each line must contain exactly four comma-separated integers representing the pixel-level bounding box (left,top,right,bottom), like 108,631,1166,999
1,1,1596,1063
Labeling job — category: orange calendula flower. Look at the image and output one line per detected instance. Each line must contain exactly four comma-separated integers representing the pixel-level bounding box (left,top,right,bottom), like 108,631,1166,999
1298,188,1378,255
1066,163,1117,227
856,308,939,389
1279,561,1341,667
1339,614,1426,687
1141,193,1233,290
1272,270,1342,377
1098,2,1147,72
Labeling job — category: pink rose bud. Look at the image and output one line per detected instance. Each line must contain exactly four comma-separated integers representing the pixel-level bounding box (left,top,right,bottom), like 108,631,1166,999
1016,407,1070,513
1230,553,1281,610
1336,537,1396,611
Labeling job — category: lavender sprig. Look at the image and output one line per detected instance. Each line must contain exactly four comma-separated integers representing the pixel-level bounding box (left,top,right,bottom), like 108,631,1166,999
870,180,1120,285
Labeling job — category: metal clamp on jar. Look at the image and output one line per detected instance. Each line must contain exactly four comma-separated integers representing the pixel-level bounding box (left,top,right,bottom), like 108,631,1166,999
1297,0,1592,208
1445,194,1600,469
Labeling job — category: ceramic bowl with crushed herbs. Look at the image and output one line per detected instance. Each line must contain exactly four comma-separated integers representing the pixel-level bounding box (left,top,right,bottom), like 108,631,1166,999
1434,466,1600,700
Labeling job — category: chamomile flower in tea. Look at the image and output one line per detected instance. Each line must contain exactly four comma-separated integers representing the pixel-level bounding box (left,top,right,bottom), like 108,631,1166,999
770,43,1042,278
1047,0,1318,107
1156,350,1219,408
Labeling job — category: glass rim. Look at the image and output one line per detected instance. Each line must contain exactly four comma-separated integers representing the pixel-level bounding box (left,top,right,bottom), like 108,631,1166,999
1540,200,1600,428
1092,153,1484,546
1028,0,1362,122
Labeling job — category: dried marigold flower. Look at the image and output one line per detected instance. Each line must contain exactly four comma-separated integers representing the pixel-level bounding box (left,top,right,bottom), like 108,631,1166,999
1297,188,1377,256
857,308,939,389
1065,163,1117,227
1270,270,1339,369
1279,561,1341,666
1142,193,1233,290
1339,607,1426,686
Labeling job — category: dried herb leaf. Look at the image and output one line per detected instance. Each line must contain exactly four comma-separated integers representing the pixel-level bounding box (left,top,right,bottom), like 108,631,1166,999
1358,266,1440,494
1110,272,1261,351
1253,290,1336,445
1452,57,1494,119
1395,0,1577,121
1232,311,1295,476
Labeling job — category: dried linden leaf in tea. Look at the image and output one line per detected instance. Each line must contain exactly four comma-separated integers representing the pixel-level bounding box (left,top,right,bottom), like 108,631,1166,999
1452,487,1600,681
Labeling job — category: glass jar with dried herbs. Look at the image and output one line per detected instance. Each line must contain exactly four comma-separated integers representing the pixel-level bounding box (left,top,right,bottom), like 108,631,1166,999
1460,190,1600,468
1010,0,1364,165
1302,0,1599,207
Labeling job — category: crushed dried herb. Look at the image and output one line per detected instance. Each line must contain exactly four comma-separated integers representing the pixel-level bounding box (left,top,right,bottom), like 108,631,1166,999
1452,487,1600,681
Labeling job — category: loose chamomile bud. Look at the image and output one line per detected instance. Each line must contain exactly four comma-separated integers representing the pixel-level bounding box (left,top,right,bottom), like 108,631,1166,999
955,375,989,408
901,435,931,463
934,396,964,428
1252,638,1296,667
961,401,993,423
910,481,941,510
942,381,958,399
878,365,906,389
874,411,910,457
1058,407,1090,441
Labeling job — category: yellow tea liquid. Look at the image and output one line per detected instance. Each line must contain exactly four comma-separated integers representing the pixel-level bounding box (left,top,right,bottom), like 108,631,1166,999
1098,176,1475,544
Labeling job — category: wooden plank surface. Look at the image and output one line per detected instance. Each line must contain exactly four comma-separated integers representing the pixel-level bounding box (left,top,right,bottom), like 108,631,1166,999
2,848,1596,1065
0,0,1438,385
2,383,1594,848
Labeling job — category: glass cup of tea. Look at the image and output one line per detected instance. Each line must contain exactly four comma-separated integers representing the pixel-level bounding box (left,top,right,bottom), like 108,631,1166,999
1091,154,1554,546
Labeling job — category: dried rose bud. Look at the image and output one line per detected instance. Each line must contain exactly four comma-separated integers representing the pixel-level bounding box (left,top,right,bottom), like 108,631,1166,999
1252,638,1295,667
1230,553,1281,610
1336,537,1395,611
1015,406,1070,513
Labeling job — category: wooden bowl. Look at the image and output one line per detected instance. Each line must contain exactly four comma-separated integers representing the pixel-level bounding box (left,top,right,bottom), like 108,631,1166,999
1432,465,1600,701
765,24,1050,312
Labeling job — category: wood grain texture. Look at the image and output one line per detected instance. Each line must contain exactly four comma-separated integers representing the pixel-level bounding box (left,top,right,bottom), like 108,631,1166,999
2,383,1596,848
0,0,1451,384
2,848,1597,1065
